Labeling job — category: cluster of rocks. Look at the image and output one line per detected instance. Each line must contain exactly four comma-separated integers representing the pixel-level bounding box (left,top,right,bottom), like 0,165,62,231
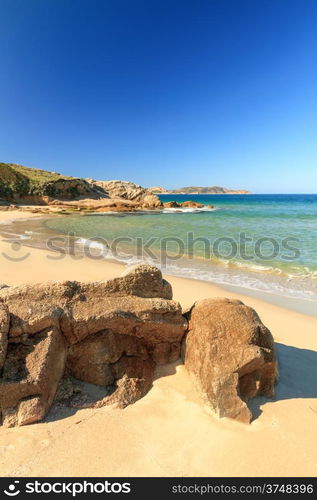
163,201,214,209
0,265,278,427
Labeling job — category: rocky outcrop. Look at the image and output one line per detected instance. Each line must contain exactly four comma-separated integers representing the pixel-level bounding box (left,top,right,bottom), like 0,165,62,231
104,264,172,299
92,180,147,202
182,298,278,423
90,180,162,208
163,201,212,209
163,201,180,208
0,265,186,426
141,194,162,208
0,266,278,427
0,284,182,345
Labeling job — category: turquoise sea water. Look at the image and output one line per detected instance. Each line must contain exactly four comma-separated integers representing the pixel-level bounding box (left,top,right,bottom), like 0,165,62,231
2,194,316,303
37,194,317,302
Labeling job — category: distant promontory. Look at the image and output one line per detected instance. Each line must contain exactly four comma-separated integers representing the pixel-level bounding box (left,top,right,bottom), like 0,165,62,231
148,186,251,194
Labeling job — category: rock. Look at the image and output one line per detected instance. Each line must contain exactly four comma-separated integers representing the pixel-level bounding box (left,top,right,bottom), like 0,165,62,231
67,330,149,386
0,265,186,426
103,264,173,299
180,201,204,208
95,373,154,409
18,396,47,426
93,180,146,202
163,201,205,209
54,376,74,402
92,181,162,208
0,327,67,424
150,342,180,365
0,304,9,372
1,407,18,428
163,201,181,208
182,298,278,423
67,294,185,345
141,194,162,208
0,265,183,344
0,281,74,337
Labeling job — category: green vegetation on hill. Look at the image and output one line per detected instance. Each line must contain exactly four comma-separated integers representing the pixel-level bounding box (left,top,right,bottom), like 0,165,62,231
0,163,91,200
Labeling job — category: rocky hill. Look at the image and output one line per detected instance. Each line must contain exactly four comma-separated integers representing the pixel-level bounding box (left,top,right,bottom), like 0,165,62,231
0,163,95,203
0,163,161,210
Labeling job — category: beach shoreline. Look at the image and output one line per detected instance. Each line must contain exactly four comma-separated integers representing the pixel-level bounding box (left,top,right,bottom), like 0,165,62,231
0,210,317,477
1,209,317,318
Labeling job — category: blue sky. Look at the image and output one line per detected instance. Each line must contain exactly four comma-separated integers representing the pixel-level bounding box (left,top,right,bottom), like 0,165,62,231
0,0,316,193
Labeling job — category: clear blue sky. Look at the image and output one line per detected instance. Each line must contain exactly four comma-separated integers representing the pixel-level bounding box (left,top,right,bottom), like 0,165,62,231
0,0,316,193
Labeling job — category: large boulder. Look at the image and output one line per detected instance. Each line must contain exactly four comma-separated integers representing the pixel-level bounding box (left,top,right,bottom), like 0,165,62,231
163,201,181,208
100,264,172,299
182,298,278,423
0,265,178,340
0,265,186,426
180,201,204,208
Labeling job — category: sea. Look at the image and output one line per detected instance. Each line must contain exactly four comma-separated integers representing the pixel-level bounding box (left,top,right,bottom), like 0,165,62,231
1,194,317,315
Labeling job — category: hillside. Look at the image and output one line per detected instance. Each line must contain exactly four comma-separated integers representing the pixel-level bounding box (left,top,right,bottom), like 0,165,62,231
0,163,94,202
0,163,161,211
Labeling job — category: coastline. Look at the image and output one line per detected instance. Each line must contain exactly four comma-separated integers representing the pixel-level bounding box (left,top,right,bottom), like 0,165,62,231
0,210,317,477
1,208,317,317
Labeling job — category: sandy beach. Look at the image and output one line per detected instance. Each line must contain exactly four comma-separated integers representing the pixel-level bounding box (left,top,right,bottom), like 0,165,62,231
0,211,316,477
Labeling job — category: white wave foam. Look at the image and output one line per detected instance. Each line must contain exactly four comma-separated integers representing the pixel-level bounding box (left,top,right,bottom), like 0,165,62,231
162,207,219,214
76,237,105,250
86,248,317,302
0,231,31,240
